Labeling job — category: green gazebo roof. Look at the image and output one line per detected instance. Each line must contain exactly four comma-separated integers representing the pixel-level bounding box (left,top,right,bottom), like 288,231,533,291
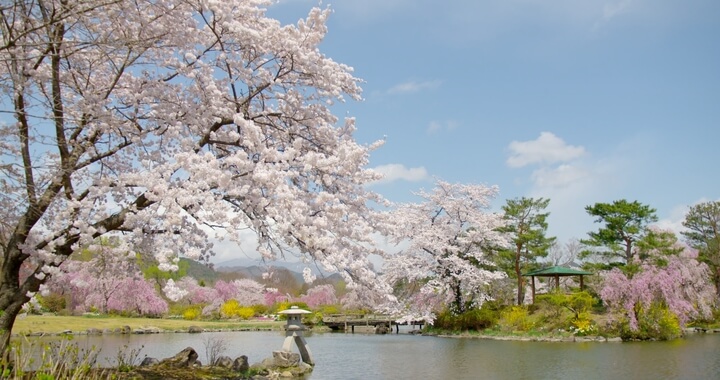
522,266,593,277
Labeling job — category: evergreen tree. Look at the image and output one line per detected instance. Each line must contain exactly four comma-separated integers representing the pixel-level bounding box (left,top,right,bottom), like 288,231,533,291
581,200,657,265
682,201,720,296
497,197,555,305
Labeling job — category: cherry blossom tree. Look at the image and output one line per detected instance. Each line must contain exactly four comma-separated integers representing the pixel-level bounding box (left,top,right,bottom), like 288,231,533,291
43,241,168,315
52,242,139,313
163,279,189,303
264,287,289,307
0,0,388,352
340,285,389,312
381,180,509,317
300,284,337,308
600,248,715,331
107,277,168,316
213,280,241,303
171,276,217,305
231,278,266,306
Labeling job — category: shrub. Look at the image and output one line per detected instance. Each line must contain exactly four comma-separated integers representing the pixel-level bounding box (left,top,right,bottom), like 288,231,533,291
182,307,202,321
569,312,597,336
236,306,256,320
567,292,595,318
251,304,269,316
460,307,499,330
536,292,568,319
499,306,533,332
537,291,595,320
619,302,682,341
433,309,459,331
37,293,66,313
220,300,243,318
431,302,502,332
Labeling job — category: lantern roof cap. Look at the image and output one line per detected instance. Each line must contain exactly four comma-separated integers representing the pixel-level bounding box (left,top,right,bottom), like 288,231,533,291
278,306,311,314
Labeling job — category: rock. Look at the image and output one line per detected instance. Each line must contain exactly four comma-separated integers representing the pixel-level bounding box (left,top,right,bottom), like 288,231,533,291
607,337,623,342
140,357,159,367
86,328,102,335
133,326,161,334
120,325,131,334
233,355,249,372
375,324,390,334
214,355,233,368
260,357,275,368
272,351,300,367
160,347,199,368
188,325,203,333
280,370,293,377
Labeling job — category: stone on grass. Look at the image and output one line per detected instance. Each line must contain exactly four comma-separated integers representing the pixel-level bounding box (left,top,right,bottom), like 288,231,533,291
233,355,249,372
160,347,199,368
214,356,233,368
272,351,300,367
140,357,159,367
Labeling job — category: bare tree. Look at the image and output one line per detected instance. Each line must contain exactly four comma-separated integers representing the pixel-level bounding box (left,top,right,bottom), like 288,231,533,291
546,238,582,267
203,335,229,366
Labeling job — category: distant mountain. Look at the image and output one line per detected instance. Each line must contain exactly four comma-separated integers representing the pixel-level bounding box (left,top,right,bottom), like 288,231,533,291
216,264,345,284
214,257,337,275
215,257,304,270
182,257,345,290
180,258,219,284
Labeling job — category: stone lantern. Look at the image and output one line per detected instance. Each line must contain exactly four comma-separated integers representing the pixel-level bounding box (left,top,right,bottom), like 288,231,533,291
276,306,314,366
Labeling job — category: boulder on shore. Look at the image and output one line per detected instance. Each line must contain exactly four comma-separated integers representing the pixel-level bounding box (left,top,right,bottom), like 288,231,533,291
125,347,310,379
160,347,199,368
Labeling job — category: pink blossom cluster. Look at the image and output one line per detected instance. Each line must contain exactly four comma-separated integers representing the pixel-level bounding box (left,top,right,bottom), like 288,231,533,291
600,249,715,330
298,284,337,308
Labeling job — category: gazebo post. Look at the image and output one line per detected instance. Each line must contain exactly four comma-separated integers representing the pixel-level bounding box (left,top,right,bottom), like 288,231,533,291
522,266,594,303
531,276,536,304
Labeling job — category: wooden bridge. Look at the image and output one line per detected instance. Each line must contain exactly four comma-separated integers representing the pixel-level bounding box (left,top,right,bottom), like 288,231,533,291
322,314,425,334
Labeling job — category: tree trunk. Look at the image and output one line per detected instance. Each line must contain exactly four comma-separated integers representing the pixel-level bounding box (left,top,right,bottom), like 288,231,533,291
515,250,523,305
0,281,33,356
625,239,633,264
0,244,46,355
453,283,464,314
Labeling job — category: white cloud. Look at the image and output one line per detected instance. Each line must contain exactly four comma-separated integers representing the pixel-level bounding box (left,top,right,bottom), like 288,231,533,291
427,120,459,134
507,132,586,168
387,80,442,95
654,203,690,236
508,132,633,243
655,197,720,237
371,164,429,184
530,164,589,189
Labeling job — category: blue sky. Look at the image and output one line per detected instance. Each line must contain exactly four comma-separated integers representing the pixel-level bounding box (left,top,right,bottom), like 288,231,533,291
263,0,720,246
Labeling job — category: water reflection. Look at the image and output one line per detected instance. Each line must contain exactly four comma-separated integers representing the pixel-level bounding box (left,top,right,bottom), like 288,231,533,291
18,331,720,380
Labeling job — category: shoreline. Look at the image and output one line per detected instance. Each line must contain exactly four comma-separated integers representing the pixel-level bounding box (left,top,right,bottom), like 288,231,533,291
432,326,720,343
11,314,285,338
12,314,720,342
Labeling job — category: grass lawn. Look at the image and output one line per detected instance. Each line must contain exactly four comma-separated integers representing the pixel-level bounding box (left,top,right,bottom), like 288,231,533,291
12,314,284,335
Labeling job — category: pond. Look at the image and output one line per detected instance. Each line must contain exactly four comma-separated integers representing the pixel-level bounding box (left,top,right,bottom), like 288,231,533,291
20,329,720,379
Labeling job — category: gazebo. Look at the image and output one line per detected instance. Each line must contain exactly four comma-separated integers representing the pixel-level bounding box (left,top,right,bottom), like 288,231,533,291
522,266,593,303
